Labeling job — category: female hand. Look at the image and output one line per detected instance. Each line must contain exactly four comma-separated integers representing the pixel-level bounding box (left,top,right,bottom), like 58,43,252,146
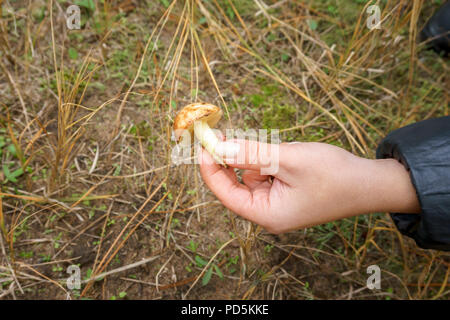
199,140,420,234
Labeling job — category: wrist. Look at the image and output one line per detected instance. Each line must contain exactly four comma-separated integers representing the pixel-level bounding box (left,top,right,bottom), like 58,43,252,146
356,158,421,214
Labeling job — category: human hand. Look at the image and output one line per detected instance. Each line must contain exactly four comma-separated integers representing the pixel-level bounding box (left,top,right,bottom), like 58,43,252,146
199,140,420,234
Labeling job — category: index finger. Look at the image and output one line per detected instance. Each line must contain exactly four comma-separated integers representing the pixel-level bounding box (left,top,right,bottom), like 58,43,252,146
198,148,257,221
215,139,281,175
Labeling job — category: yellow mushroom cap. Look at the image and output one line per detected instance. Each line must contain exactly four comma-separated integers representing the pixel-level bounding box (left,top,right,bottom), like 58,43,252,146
173,102,223,142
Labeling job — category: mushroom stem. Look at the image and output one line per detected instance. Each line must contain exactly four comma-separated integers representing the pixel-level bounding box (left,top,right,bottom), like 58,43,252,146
194,120,225,166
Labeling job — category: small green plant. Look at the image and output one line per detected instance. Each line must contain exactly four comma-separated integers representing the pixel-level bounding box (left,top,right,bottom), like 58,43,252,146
385,287,393,300
226,255,239,274
53,232,62,249
68,48,78,60
110,291,127,300
84,268,93,281
75,0,95,13
19,251,34,259
52,265,63,273
195,255,224,286
2,163,24,183
40,254,52,263
0,132,31,184
187,240,198,252
264,244,274,255
171,218,180,228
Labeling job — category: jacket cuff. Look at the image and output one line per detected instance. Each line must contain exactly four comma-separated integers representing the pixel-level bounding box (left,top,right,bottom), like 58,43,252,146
376,116,450,251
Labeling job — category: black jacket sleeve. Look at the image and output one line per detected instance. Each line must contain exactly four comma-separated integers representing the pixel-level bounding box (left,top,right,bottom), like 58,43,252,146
376,116,450,251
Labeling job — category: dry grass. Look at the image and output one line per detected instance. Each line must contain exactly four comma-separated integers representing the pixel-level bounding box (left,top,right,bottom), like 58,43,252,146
0,0,449,300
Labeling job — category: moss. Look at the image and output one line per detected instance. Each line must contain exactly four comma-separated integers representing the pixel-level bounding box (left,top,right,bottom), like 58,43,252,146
262,104,297,130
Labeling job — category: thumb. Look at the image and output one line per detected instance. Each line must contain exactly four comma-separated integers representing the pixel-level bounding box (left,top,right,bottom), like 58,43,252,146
215,139,281,175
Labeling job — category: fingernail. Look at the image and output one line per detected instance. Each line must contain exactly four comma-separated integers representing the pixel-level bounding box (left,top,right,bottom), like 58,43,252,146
215,142,240,157
223,156,237,164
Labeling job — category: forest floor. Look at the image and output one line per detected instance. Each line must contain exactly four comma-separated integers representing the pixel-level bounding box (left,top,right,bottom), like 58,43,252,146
0,0,449,300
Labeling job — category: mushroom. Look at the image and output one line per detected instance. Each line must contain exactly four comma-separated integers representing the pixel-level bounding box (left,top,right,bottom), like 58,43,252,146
173,102,225,165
